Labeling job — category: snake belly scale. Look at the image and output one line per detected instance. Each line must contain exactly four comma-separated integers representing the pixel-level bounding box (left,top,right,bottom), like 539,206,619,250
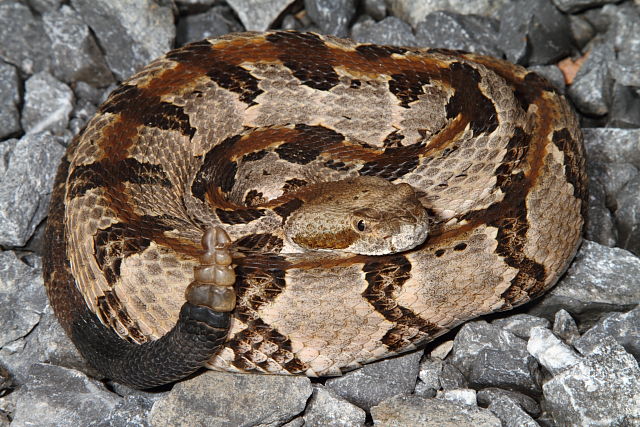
43,31,587,389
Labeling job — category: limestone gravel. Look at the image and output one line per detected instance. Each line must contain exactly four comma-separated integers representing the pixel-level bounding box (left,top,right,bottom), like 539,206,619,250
176,6,243,46
149,370,312,426
386,0,508,27
371,395,501,427
324,350,422,410
302,385,366,427
0,61,21,139
70,0,175,81
226,0,296,32
543,340,640,426
528,240,640,321
0,252,47,350
573,306,640,359
10,363,121,427
305,0,357,37
42,5,114,86
415,12,502,57
552,309,581,345
0,0,639,425
21,72,74,136
0,1,51,75
0,133,65,247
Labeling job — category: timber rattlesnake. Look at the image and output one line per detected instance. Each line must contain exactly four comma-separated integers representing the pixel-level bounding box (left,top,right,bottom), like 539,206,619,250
43,31,587,389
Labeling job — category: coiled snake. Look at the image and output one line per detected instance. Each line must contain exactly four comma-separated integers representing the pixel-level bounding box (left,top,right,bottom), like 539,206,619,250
43,31,587,389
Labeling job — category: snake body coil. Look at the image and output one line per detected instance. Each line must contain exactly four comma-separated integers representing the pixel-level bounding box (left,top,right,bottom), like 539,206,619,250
43,31,587,389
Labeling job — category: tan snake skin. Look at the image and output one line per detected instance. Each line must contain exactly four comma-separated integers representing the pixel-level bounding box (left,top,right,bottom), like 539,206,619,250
44,31,587,378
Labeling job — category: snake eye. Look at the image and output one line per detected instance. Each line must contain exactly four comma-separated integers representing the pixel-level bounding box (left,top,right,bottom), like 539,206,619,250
356,219,366,232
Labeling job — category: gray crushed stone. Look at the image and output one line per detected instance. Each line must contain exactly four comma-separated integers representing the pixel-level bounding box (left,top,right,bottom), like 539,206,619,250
0,61,21,139
386,0,508,28
226,0,296,32
543,340,640,426
149,370,312,426
0,0,638,425
70,0,175,81
21,72,75,136
305,0,357,37
10,363,122,427
0,1,51,75
528,240,640,322
325,350,422,410
42,5,114,86
371,394,502,427
0,133,65,247
302,385,366,427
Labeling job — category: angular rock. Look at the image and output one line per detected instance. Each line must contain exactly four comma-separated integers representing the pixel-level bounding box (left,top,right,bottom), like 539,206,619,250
476,387,541,417
174,0,218,12
568,38,614,116
0,61,21,139
42,6,113,87
552,309,580,345
615,175,640,256
149,370,312,426
486,394,539,427
0,133,65,247
371,395,501,427
0,365,13,397
585,204,617,247
528,241,640,322
414,381,437,397
450,321,542,394
574,307,640,360
418,357,443,392
543,340,640,426
325,350,421,410
363,0,387,20
439,362,468,390
281,14,303,30
0,1,51,75
585,161,618,247
415,11,502,56
592,161,638,208
28,0,63,14
0,302,94,386
527,326,581,375
528,65,566,94
351,16,416,46
608,84,640,128
430,340,454,360
604,3,640,89
226,0,294,32
69,98,98,137
584,128,640,169
303,385,366,427
0,385,17,422
176,6,244,46
552,0,621,13
492,314,551,340
498,0,573,65
11,363,121,427
70,0,175,80
568,14,596,49
386,0,508,28
21,72,74,135
94,395,159,427
437,388,477,407
0,252,47,349
304,0,356,37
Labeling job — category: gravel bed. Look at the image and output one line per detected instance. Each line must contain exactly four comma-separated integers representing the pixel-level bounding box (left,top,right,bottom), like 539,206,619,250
1,0,639,426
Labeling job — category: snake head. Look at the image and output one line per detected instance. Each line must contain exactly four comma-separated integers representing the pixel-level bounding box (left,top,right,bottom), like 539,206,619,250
284,176,429,255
